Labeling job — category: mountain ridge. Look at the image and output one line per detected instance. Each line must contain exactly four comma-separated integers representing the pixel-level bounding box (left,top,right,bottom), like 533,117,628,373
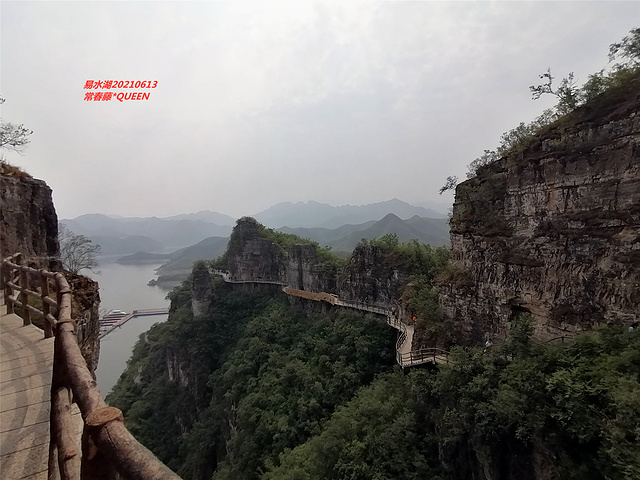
254,198,446,228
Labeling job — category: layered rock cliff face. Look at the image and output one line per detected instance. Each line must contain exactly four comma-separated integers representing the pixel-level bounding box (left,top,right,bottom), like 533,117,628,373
439,79,640,343
224,218,337,293
0,166,101,372
338,244,408,306
0,169,59,264
191,261,212,317
285,244,336,292
68,274,101,372
228,236,284,282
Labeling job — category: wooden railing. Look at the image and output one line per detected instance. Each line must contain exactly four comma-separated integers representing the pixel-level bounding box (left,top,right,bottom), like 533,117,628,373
2,253,181,480
397,347,450,365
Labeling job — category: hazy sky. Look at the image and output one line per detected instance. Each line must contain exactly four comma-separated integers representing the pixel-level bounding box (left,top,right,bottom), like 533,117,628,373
2,1,637,219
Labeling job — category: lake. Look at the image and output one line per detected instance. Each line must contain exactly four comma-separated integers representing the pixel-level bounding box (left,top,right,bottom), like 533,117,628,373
84,260,171,396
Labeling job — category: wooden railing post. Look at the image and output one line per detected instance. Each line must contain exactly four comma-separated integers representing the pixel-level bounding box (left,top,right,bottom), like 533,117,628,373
81,409,120,480
51,341,81,480
42,271,53,338
18,259,31,326
3,264,14,314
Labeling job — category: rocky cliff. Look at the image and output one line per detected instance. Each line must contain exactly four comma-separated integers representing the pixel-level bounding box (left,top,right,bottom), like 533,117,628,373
0,166,59,265
0,164,101,372
211,218,426,324
338,244,408,306
222,217,337,293
68,273,101,372
439,78,640,343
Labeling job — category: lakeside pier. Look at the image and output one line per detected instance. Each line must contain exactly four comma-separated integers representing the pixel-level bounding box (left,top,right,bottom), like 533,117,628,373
99,308,170,339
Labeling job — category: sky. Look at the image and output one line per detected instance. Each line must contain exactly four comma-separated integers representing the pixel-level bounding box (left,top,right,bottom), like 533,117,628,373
2,1,637,220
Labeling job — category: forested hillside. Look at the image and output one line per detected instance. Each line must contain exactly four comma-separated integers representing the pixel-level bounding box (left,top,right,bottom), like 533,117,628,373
107,220,640,479
108,273,640,479
108,279,397,479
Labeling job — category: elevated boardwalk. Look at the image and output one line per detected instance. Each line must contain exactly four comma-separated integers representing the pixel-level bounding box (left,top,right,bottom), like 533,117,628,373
0,302,80,479
212,270,448,367
1,253,181,479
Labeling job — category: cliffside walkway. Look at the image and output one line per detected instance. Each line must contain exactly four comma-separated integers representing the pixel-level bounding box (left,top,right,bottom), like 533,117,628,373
0,296,68,480
2,253,181,480
211,269,448,367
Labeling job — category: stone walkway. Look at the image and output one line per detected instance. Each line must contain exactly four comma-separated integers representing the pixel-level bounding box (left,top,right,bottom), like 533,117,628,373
0,304,53,480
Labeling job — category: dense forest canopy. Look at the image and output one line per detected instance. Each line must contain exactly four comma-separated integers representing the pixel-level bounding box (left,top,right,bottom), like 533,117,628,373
109,278,640,479
108,220,639,479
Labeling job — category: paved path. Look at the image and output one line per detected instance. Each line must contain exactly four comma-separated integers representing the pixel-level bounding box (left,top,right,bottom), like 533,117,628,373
0,305,53,480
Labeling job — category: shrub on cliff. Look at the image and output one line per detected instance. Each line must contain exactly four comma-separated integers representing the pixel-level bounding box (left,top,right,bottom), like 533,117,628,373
439,27,640,188
0,97,33,155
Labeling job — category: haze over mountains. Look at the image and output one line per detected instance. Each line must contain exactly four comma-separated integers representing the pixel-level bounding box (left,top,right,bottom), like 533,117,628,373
280,213,449,253
62,199,450,286
254,198,446,228
61,213,234,254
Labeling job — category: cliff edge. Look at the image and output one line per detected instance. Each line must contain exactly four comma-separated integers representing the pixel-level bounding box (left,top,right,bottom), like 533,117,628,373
439,76,640,343
0,165,59,263
0,164,101,372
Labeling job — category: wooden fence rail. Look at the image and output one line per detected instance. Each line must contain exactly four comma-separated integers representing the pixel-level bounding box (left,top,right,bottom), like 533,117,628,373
2,253,181,480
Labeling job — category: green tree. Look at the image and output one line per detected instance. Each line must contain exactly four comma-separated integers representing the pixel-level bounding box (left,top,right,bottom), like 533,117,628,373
263,373,442,480
608,27,640,66
529,68,580,115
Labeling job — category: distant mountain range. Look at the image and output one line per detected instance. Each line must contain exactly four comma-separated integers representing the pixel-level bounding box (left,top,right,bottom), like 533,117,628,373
62,199,450,256
140,213,449,289
254,198,446,228
61,213,233,254
279,213,449,254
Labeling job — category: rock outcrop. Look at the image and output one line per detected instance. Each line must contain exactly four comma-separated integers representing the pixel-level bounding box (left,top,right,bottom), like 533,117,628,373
191,261,212,317
1,165,102,373
218,219,412,318
224,217,337,293
338,244,407,306
439,78,640,343
0,167,59,265
68,274,101,372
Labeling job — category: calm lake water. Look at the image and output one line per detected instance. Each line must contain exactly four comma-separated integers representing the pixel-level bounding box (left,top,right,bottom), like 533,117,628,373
84,260,170,396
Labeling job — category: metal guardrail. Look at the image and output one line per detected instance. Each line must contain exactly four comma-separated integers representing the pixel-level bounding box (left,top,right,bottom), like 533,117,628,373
2,253,181,480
